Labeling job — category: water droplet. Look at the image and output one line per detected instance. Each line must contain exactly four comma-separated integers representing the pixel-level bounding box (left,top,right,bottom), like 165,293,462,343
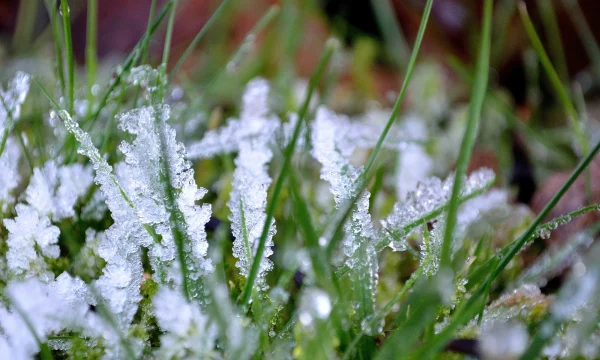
361,315,384,336
59,3,70,16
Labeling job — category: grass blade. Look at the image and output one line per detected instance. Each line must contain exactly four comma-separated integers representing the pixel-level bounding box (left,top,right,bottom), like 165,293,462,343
60,0,75,115
86,0,98,109
13,0,38,54
168,0,236,83
439,0,493,267
238,38,338,308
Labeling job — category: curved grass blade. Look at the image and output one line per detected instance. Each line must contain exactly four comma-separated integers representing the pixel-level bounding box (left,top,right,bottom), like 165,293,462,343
439,0,493,267
238,38,338,308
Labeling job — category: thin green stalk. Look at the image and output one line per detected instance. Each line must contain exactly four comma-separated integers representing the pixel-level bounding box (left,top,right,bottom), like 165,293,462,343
44,0,66,97
13,0,38,54
133,0,158,108
536,0,569,83
413,137,600,359
342,267,423,360
86,0,98,109
439,0,493,267
370,0,409,68
573,83,592,202
60,0,75,115
519,3,578,122
168,0,236,83
360,0,433,179
159,0,178,100
561,0,600,79
238,38,338,308
85,0,174,129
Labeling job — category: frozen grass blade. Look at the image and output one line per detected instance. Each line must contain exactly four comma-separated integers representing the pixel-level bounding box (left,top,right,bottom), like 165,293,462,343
439,0,492,267
168,0,235,83
132,0,157,108
60,0,75,115
6,299,54,360
360,0,433,179
238,38,338,308
86,0,98,108
413,137,600,359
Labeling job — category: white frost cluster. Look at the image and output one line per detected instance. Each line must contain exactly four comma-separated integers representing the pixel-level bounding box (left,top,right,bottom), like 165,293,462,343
152,287,217,359
24,160,94,220
0,71,31,135
0,138,21,210
117,105,213,287
0,275,103,359
190,79,278,289
382,168,495,252
4,204,60,282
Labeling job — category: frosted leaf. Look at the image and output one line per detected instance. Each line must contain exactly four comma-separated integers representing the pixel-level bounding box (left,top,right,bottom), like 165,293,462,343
0,71,31,136
53,109,148,328
117,104,213,294
187,78,280,159
24,160,94,220
152,287,217,359
3,204,60,282
80,189,108,221
311,106,379,315
0,138,21,210
420,220,443,276
382,168,495,252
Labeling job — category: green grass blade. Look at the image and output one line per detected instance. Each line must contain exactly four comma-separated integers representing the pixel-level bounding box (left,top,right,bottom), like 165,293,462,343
439,0,493,267
133,0,158,108
536,0,569,83
44,0,66,98
519,2,578,122
13,0,38,54
86,0,98,109
168,0,236,83
60,0,75,115
360,0,433,178
561,0,600,79
238,38,338,308
370,0,410,68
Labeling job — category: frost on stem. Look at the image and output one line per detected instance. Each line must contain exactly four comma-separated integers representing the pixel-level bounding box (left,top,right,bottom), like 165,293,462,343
0,71,31,138
0,138,21,211
55,109,146,328
382,167,495,252
311,106,378,315
3,204,60,282
188,79,278,290
24,160,94,221
186,78,280,159
152,287,217,359
117,104,213,295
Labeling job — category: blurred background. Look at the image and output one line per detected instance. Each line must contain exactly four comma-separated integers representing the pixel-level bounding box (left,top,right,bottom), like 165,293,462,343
2,0,600,246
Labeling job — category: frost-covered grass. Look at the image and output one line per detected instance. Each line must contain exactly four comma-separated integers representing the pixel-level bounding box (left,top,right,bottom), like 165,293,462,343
2,0,600,359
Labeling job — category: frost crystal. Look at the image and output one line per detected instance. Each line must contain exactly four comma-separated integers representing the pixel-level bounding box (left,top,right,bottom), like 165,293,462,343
4,204,60,282
298,288,332,329
152,287,217,359
382,167,495,251
0,71,31,136
0,138,21,210
117,104,213,291
24,160,94,220
311,106,378,315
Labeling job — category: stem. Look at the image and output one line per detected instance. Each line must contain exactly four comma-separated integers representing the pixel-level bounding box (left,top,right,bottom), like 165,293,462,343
238,38,338,308
86,0,98,110
440,0,493,268
60,0,75,115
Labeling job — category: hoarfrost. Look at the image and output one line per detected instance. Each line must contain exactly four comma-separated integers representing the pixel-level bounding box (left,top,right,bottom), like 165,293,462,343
0,138,21,210
24,160,94,220
0,71,31,136
4,204,60,282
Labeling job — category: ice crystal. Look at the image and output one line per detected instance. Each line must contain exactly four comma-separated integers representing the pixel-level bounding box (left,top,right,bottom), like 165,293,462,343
382,167,495,251
24,160,93,220
117,104,213,290
186,78,279,159
152,287,217,359
311,106,378,315
298,288,332,329
0,276,101,359
4,204,60,282
0,71,31,136
0,138,21,210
